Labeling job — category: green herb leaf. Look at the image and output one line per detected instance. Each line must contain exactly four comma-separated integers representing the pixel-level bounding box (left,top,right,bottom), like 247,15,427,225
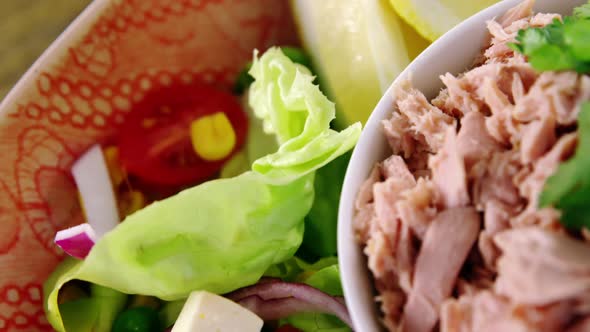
511,3,590,73
564,19,590,61
539,102,590,229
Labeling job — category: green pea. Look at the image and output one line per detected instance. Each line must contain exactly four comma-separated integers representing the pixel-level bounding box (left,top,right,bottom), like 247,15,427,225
112,306,161,332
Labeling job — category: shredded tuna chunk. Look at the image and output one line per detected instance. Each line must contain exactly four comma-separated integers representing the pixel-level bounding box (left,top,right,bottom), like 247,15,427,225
353,2,590,331
512,133,577,230
386,80,455,156
478,199,515,269
498,0,534,27
472,150,522,210
520,114,556,164
441,291,575,332
430,127,469,208
494,228,590,306
378,289,406,331
457,110,503,170
396,179,436,240
401,208,480,332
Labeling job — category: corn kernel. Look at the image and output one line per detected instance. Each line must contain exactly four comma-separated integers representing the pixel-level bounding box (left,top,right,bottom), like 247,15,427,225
190,112,236,161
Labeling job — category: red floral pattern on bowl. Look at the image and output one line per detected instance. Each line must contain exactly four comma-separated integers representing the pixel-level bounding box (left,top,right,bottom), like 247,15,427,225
0,1,297,330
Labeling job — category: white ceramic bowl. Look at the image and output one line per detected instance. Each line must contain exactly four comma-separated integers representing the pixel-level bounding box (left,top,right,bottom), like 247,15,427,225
337,0,587,331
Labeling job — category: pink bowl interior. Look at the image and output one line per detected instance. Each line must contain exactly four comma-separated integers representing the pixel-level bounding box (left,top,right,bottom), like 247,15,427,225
0,1,297,330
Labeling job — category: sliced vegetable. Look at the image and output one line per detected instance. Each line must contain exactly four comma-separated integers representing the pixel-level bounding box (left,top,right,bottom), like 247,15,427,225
54,223,97,259
263,258,349,331
117,84,248,187
227,281,352,328
171,291,263,332
44,47,361,332
112,307,161,332
72,144,120,237
281,264,350,332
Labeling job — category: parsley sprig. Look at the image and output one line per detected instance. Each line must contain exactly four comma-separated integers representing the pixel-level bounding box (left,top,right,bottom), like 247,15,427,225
509,2,590,73
539,103,590,229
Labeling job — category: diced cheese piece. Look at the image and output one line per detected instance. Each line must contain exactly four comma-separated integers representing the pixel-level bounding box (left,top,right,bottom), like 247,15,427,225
171,291,263,332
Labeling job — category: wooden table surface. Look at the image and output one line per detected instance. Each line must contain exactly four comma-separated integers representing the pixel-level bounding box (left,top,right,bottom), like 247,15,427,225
0,0,92,100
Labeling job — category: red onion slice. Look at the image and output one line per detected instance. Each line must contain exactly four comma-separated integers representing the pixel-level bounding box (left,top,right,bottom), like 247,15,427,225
71,144,120,237
227,281,352,327
54,223,97,259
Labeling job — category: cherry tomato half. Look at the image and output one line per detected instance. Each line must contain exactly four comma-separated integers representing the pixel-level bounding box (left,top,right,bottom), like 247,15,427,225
117,83,248,187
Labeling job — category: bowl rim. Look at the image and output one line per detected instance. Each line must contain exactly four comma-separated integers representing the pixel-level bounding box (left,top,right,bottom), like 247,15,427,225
337,0,588,331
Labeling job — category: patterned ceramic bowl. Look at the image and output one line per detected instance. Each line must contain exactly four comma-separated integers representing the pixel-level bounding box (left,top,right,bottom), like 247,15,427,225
0,1,296,330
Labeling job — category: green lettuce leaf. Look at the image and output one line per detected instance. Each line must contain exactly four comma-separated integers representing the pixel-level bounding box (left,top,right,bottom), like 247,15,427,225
249,49,361,184
220,95,279,179
300,151,351,260
263,256,339,282
44,47,361,331
43,258,127,332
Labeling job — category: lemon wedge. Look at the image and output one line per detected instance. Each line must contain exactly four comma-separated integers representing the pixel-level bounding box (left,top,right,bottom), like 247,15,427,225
389,0,501,41
291,0,428,125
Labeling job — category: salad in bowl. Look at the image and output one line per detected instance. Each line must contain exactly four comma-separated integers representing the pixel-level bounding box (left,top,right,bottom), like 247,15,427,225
0,0,364,331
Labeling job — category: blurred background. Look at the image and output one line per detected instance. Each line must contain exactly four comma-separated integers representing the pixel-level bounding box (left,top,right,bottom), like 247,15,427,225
0,0,91,99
